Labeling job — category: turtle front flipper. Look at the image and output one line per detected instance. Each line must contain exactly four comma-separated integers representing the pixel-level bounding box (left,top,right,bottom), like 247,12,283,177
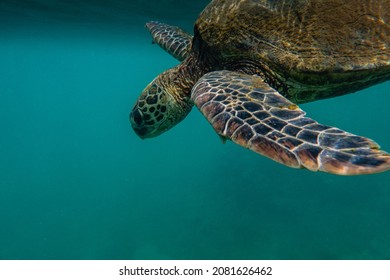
146,21,193,61
192,71,390,175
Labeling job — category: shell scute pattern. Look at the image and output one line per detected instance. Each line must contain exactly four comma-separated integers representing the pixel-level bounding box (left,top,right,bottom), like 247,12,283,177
225,117,245,137
253,123,272,135
267,131,285,141
253,111,270,120
289,117,316,127
305,123,332,132
282,125,302,137
232,124,254,146
263,117,288,131
271,108,303,120
278,137,303,150
211,113,230,132
236,110,252,119
243,102,263,112
297,130,320,144
246,118,258,125
250,135,301,167
294,145,322,170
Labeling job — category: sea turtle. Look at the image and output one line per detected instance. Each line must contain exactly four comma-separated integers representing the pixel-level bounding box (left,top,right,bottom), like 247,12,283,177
130,0,390,175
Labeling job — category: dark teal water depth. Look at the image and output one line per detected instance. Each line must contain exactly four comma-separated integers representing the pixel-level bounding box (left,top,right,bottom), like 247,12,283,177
1,1,390,260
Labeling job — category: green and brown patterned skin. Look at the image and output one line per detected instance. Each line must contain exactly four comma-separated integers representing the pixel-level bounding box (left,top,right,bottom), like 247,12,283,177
130,0,390,175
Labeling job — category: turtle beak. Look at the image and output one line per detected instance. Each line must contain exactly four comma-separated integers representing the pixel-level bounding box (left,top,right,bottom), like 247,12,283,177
130,108,147,139
132,127,148,139
130,108,161,139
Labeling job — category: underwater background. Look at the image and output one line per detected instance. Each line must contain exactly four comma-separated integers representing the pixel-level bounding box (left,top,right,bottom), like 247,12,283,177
1,0,390,260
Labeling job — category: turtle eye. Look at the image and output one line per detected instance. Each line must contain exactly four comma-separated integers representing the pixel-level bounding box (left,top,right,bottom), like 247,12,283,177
131,109,144,127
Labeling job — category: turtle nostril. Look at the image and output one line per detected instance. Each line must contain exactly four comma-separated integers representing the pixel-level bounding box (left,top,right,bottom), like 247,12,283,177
131,109,144,127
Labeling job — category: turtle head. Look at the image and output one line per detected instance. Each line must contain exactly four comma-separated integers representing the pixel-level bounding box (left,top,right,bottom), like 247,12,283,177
130,69,193,139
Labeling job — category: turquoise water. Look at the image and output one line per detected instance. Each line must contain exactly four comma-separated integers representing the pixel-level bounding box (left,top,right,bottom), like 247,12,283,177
1,1,390,260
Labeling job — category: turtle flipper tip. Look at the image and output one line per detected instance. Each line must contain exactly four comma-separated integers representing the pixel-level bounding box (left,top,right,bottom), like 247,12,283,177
145,21,159,28
317,149,390,175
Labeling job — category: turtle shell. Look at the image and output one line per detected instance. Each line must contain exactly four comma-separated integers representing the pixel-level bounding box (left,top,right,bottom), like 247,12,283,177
194,0,390,102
